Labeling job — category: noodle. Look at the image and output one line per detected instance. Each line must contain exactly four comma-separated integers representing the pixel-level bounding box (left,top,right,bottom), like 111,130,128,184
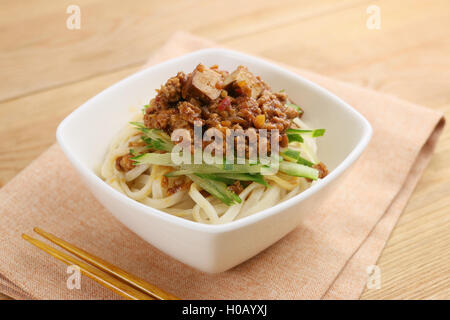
100,64,327,224
100,112,322,224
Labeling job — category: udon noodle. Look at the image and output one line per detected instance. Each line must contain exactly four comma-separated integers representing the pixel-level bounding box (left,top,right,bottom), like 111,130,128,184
101,114,323,224
100,64,328,224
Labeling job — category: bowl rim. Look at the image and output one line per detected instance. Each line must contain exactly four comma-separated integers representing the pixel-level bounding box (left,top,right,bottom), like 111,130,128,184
57,48,372,234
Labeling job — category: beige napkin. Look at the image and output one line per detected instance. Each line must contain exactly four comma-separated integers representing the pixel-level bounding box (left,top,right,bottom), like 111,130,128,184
0,32,445,300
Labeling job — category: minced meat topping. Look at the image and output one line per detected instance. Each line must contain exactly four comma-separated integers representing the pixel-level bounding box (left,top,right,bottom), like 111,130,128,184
144,64,302,150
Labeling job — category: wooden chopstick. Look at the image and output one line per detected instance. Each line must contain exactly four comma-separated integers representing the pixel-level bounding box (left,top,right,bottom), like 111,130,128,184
22,233,155,300
32,227,179,300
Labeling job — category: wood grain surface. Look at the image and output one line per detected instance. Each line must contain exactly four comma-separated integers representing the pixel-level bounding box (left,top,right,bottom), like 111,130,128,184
0,0,449,300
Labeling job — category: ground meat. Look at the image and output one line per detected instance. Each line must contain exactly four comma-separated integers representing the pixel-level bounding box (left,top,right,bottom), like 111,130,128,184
144,64,303,155
154,72,186,108
115,154,135,172
313,162,329,179
167,180,192,195
178,101,203,124
161,176,169,189
199,190,210,197
258,90,299,123
144,107,177,130
274,91,288,104
280,134,289,148
227,181,243,195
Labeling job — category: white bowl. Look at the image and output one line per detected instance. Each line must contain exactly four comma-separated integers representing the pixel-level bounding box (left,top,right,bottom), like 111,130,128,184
57,48,372,273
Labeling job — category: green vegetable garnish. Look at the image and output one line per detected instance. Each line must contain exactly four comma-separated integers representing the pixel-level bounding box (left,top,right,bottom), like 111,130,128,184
216,173,268,187
165,163,269,176
287,134,304,143
141,104,149,114
194,173,235,185
279,161,318,180
132,152,176,166
130,122,173,151
128,119,325,205
287,103,304,115
188,174,241,206
286,128,326,137
281,149,314,167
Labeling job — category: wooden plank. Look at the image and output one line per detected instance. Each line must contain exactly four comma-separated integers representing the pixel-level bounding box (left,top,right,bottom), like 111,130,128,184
0,65,141,187
223,0,450,93
0,0,362,102
361,102,450,300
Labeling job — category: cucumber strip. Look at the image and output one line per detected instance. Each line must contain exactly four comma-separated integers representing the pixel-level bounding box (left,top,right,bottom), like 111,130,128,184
281,149,314,167
286,128,326,137
166,163,267,176
279,161,319,180
280,149,299,162
229,191,243,204
130,122,173,151
131,152,176,166
141,136,173,152
223,163,234,171
129,121,146,129
217,173,269,187
194,173,267,187
287,133,304,143
146,129,171,142
194,173,235,185
300,142,318,164
164,170,188,177
188,174,241,206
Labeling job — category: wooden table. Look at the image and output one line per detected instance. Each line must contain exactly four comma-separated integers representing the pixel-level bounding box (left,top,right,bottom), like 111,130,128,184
0,0,449,300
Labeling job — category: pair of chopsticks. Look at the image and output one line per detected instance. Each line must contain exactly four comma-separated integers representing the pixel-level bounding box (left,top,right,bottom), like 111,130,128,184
22,227,179,300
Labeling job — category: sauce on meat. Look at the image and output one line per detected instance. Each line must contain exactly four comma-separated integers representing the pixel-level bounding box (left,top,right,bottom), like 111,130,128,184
144,64,302,150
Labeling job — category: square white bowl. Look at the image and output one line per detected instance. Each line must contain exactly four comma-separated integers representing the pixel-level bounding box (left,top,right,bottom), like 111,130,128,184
57,48,372,273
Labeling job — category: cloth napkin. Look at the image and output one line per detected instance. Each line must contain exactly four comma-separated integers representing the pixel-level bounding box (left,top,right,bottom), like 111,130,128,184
0,32,444,300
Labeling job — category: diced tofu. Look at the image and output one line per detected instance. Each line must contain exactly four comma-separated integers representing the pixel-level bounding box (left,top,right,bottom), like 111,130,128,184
224,66,264,99
182,64,222,101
